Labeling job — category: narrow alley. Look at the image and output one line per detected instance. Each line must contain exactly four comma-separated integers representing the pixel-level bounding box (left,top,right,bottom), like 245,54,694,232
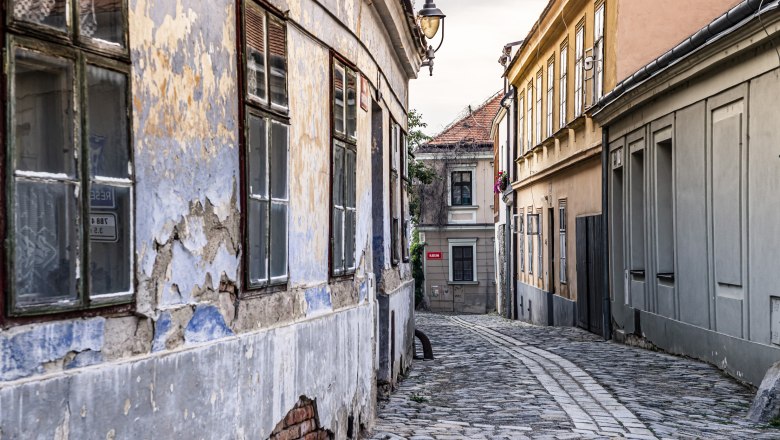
371,313,780,440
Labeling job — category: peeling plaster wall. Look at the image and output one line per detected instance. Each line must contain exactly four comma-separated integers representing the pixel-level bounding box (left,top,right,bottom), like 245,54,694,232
0,0,421,437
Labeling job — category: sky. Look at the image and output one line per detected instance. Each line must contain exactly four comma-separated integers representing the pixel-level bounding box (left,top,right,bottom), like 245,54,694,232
410,0,550,136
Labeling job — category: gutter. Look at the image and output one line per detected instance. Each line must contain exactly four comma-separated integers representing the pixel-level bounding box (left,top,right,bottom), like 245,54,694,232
594,0,778,116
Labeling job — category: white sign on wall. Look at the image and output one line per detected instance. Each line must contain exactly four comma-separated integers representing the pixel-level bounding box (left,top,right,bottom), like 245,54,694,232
90,213,118,242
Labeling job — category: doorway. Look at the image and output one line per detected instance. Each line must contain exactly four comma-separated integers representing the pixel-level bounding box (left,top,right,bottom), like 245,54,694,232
576,215,605,335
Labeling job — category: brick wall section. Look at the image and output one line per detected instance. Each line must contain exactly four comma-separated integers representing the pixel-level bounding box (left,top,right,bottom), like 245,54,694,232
269,397,334,440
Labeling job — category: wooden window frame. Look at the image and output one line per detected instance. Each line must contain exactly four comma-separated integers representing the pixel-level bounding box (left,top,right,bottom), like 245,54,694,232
238,0,291,295
3,0,135,321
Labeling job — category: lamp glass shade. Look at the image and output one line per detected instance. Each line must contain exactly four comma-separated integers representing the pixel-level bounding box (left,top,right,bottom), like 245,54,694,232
419,16,441,39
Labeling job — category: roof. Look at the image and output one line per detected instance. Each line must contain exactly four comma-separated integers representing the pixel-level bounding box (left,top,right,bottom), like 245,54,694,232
595,0,778,114
419,92,503,152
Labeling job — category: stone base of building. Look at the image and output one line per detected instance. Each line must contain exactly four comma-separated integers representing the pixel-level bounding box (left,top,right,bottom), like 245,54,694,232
516,282,577,328
613,304,780,387
0,304,376,439
377,279,415,392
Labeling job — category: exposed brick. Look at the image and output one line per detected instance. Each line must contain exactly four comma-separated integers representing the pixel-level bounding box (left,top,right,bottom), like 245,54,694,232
298,419,316,435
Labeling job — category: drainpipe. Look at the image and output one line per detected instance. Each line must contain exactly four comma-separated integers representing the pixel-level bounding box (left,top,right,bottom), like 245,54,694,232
601,125,612,340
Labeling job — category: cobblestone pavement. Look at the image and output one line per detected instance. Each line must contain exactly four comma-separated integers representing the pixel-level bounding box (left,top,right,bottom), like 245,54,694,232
370,313,780,440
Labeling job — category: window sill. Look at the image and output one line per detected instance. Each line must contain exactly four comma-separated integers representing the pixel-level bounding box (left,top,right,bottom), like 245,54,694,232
449,205,478,211
241,281,290,298
448,281,479,285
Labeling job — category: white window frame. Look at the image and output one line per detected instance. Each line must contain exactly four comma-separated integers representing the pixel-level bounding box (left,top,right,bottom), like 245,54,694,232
527,82,533,152
535,71,543,145
517,94,525,155
559,200,568,284
574,25,585,117
594,3,605,101
518,209,525,272
448,238,478,283
546,59,555,138
559,43,568,129
447,165,477,208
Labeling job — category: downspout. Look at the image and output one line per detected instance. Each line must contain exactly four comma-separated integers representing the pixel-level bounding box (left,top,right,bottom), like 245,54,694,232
504,81,513,319
601,125,612,340
511,86,519,320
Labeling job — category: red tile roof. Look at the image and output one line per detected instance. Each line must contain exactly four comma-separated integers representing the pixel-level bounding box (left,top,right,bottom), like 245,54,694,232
422,91,503,151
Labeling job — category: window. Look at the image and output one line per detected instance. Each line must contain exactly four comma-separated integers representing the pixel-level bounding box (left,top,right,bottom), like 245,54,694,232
451,171,472,206
519,208,525,272
594,3,605,101
537,208,543,279
527,209,535,275
535,70,543,145
559,200,567,284
242,1,290,289
401,131,410,263
574,24,585,117
449,239,477,282
6,0,133,316
331,57,358,276
390,121,404,265
559,43,568,129
527,82,533,152
546,59,555,138
517,94,525,156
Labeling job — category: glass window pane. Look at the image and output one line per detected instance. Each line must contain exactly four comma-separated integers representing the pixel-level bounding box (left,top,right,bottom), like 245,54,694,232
248,114,267,197
345,209,355,270
332,208,344,273
268,14,287,108
13,0,68,31
333,65,345,135
245,2,267,101
346,69,357,138
332,143,344,206
14,48,75,177
463,172,471,183
89,185,131,295
270,202,287,278
345,148,356,209
463,185,472,205
14,181,79,307
87,65,128,178
270,122,288,200
79,0,125,46
247,199,268,284
452,172,461,183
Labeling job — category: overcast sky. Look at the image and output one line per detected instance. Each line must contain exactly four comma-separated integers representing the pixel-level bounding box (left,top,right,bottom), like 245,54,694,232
410,0,549,136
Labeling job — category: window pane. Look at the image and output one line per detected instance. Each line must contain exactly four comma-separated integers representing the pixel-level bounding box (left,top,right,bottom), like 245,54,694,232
269,202,287,278
79,0,124,46
332,208,344,273
245,2,266,101
87,66,128,178
89,185,131,295
14,181,79,307
332,143,344,206
346,69,357,138
451,172,461,183
247,199,268,284
247,114,267,197
13,0,68,31
270,122,288,200
333,65,345,135
345,148,356,209
462,172,471,183
462,185,472,205
14,48,75,177
268,14,288,108
452,185,461,205
345,209,355,270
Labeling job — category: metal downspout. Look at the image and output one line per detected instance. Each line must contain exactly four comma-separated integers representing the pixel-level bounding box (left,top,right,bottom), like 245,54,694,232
602,125,612,340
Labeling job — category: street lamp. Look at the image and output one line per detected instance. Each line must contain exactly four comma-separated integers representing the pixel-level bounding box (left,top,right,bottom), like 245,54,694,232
418,0,446,76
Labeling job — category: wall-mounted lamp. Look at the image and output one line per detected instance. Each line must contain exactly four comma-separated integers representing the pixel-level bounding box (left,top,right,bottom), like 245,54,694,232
418,0,446,76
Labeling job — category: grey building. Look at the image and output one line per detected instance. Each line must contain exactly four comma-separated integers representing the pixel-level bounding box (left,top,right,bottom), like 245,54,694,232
0,0,426,437
594,0,780,386
416,94,500,314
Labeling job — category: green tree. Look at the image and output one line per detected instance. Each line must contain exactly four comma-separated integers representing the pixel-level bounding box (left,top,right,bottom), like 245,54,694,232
406,109,436,308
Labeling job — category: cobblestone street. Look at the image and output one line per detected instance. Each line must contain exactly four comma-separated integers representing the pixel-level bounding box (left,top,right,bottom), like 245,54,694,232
370,313,780,440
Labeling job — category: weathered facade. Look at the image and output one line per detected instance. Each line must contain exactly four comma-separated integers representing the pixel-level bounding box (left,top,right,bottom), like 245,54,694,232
500,0,741,334
595,0,780,386
0,0,424,437
417,95,499,314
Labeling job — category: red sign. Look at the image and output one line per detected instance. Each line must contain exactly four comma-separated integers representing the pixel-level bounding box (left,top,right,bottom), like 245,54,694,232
427,251,443,260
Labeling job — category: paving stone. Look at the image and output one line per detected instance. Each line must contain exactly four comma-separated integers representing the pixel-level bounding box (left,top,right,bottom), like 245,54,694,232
369,313,780,439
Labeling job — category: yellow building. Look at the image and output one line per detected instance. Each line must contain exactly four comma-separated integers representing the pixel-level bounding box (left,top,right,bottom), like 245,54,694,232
500,0,739,334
